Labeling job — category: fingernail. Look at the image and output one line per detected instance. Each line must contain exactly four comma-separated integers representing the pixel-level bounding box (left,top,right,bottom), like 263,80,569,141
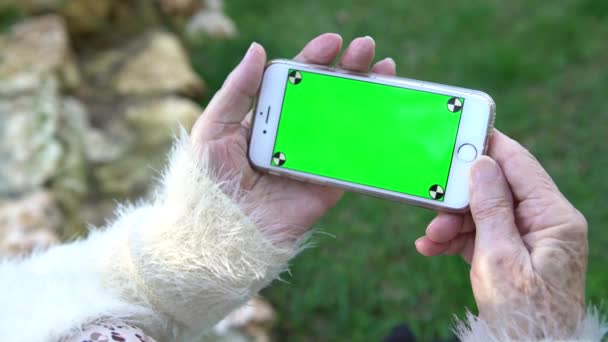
425,220,436,235
415,236,424,245
384,57,396,66
473,157,500,184
326,33,343,41
245,42,257,58
364,35,375,44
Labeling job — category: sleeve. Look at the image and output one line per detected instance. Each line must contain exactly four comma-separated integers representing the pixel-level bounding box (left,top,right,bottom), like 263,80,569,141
0,131,303,342
453,306,608,341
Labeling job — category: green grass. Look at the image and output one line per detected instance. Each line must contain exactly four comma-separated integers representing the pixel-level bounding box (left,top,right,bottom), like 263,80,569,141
189,0,608,340
0,5,23,32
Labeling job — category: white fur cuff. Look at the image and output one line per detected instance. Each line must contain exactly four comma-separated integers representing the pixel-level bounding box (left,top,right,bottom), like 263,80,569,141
454,306,608,341
120,132,301,339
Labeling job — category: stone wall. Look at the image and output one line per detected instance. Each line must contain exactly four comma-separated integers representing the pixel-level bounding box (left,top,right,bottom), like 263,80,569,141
0,0,236,255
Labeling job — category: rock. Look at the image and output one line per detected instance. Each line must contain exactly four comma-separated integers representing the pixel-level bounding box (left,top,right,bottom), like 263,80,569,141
0,79,89,238
51,97,89,197
84,116,155,198
10,0,159,40
0,191,61,258
125,97,201,147
81,49,125,91
204,0,225,11
0,77,88,196
102,1,161,40
79,198,119,229
82,31,204,97
112,32,206,97
159,0,202,16
0,15,89,239
186,9,238,40
60,0,113,35
212,298,276,342
60,0,160,41
84,125,133,164
0,76,63,194
79,30,204,200
0,15,78,95
8,0,62,13
48,97,90,238
89,97,200,198
59,50,82,91
93,153,166,197
1,2,211,243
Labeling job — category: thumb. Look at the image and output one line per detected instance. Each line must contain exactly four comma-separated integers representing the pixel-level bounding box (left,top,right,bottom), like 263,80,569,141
200,42,267,125
469,156,523,256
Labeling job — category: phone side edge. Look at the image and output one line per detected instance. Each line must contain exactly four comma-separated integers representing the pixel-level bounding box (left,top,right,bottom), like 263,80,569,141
248,61,289,174
478,91,497,156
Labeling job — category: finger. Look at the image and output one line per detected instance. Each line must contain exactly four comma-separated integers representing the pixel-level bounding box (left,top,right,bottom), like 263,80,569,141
461,213,475,233
425,212,464,243
198,42,266,127
371,57,396,75
460,237,475,264
443,233,474,256
294,33,343,65
415,236,450,256
241,111,254,139
338,36,376,72
488,130,562,203
469,156,525,257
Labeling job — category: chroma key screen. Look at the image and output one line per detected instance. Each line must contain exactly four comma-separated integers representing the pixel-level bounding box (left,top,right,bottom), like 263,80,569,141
271,69,464,201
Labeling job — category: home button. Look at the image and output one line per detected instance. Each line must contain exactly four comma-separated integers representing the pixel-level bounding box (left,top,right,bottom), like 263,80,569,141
457,143,478,162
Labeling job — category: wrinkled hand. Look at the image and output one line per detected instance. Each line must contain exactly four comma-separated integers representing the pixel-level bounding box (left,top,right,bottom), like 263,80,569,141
416,130,588,337
191,34,397,242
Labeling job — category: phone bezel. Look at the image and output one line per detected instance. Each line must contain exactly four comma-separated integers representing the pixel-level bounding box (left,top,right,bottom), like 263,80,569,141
249,59,496,212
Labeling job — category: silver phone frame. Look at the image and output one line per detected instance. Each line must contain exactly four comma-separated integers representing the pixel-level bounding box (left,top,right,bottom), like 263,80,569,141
248,59,496,212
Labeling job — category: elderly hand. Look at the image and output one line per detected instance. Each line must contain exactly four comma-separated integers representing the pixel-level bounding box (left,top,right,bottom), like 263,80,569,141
416,130,588,338
190,34,397,242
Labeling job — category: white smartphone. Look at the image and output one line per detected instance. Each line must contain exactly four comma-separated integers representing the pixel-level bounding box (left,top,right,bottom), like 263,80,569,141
248,59,495,212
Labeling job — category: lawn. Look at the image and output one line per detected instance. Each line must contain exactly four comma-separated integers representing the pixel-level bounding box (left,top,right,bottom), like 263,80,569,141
191,0,608,340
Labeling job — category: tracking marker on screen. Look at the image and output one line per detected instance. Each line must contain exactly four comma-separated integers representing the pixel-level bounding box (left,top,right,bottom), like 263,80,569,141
288,70,302,85
272,152,286,166
429,184,445,200
447,97,463,113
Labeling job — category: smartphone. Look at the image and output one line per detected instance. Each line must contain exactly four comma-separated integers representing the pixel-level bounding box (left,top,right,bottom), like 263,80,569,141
248,59,495,212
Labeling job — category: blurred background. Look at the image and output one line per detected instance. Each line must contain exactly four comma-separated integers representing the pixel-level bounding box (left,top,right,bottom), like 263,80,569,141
1,0,606,341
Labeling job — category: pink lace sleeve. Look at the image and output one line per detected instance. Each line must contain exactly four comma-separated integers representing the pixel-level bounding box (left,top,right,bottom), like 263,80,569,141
60,318,156,342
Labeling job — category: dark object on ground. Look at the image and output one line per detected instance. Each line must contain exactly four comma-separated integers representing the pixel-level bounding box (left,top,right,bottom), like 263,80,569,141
383,324,459,342
383,324,416,342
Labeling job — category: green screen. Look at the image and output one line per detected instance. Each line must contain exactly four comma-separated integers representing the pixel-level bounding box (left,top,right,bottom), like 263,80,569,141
272,69,463,201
